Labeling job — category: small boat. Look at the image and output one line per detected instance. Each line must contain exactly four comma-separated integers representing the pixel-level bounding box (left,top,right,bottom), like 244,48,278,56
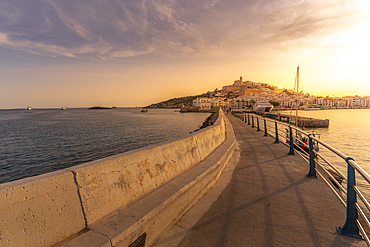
61,107,66,110
27,106,32,110
301,104,324,110
253,100,273,112
141,109,148,112
286,129,319,153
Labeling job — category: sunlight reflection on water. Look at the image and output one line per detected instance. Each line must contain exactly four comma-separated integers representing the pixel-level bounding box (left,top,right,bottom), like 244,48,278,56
278,109,370,195
292,109,370,166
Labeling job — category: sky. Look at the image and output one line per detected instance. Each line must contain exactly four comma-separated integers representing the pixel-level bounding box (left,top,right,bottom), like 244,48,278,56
1,0,370,109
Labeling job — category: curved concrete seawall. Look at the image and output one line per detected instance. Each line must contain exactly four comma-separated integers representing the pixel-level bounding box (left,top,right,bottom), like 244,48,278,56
0,109,234,247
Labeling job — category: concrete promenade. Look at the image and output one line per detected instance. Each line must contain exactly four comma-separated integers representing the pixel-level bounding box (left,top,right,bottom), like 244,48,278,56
156,114,366,246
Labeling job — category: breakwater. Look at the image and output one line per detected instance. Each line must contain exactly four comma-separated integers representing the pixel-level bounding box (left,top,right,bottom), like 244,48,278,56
0,109,235,247
242,110,329,128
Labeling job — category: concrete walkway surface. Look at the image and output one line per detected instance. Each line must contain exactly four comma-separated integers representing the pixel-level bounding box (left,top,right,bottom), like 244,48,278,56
154,114,366,247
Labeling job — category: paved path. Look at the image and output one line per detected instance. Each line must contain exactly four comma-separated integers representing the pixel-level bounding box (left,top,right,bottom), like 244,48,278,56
172,114,365,247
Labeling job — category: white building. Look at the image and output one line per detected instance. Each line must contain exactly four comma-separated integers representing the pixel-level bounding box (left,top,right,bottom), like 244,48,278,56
353,97,361,108
363,97,370,107
193,98,212,110
342,96,354,108
211,98,229,108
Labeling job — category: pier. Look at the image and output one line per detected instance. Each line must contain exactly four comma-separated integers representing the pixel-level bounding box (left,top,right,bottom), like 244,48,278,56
1,110,367,246
242,110,329,128
154,113,365,246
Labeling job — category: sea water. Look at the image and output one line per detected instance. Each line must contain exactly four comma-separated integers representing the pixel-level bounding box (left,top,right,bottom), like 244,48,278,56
277,109,370,190
289,109,370,166
0,108,210,184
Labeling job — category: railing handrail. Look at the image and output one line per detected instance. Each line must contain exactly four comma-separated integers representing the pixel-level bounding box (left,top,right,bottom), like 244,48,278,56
240,111,370,181
231,110,370,244
348,159,370,185
245,111,368,179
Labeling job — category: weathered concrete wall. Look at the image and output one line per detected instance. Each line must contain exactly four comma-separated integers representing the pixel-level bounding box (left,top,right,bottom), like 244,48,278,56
68,111,225,225
60,113,236,247
0,170,85,247
0,109,227,247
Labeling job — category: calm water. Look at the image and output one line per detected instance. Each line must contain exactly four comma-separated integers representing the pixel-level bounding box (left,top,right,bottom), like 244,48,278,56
0,108,210,184
278,109,370,188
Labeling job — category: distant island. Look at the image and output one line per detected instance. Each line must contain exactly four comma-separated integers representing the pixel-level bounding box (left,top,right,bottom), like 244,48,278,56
89,106,114,110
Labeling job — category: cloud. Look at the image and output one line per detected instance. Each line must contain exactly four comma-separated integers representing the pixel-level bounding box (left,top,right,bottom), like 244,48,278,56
110,47,154,58
0,0,365,59
0,31,78,57
0,32,7,44
202,0,221,9
247,0,363,48
46,0,91,39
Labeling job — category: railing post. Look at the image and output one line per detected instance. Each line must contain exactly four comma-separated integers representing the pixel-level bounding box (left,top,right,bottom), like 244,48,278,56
307,135,317,178
248,114,250,125
274,121,279,143
256,117,260,131
264,119,268,136
288,126,295,155
337,157,361,238
244,113,247,123
251,115,254,128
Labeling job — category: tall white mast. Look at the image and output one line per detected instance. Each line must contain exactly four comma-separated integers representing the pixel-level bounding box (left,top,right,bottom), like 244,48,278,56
295,66,299,126
289,66,300,126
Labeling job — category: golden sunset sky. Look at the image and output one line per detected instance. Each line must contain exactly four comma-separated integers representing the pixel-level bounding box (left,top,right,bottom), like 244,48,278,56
1,0,369,108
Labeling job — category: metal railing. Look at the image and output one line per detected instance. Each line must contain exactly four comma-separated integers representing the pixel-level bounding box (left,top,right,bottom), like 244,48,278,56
232,110,370,245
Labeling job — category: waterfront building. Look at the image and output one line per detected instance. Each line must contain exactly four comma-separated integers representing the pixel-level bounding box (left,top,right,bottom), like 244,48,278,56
211,98,229,108
363,97,370,107
192,97,212,110
342,96,354,108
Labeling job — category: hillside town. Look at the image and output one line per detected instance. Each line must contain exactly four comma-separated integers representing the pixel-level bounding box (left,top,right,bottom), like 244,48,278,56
192,77,370,111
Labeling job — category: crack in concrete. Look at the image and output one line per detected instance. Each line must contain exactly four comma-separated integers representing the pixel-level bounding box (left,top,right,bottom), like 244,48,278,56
92,230,113,247
71,171,88,228
175,223,187,230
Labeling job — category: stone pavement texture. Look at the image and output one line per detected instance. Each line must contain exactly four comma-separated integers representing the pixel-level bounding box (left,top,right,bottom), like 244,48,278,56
155,114,366,247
